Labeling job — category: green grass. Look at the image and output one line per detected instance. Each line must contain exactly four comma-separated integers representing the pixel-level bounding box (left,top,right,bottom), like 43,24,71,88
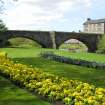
56,51,105,63
0,48,105,87
1,47,105,63
0,48,42,58
0,76,52,105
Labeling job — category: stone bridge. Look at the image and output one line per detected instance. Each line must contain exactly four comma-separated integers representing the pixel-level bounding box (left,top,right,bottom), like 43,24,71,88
0,30,102,52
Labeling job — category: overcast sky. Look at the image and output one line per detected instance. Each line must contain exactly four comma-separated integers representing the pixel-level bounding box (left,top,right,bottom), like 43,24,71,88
1,0,105,32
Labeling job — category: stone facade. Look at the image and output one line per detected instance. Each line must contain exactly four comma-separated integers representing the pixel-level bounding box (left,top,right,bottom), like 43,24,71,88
83,18,105,34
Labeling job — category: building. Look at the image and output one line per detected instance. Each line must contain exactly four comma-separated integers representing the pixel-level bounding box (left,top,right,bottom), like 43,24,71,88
83,18,105,34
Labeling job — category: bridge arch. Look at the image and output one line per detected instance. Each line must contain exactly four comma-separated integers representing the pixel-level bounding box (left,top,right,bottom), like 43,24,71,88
8,37,42,48
7,36,45,48
55,32,101,52
0,30,53,48
59,39,88,52
57,37,90,52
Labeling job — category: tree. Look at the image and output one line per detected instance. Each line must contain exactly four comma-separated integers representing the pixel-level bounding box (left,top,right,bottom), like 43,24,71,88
97,34,105,54
0,20,7,31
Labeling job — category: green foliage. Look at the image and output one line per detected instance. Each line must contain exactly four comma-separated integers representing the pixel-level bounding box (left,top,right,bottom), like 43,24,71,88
59,43,87,52
8,37,41,48
0,20,7,31
97,34,105,54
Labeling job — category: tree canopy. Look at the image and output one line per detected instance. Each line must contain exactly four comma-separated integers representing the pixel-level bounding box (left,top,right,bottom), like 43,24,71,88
97,34,105,54
0,20,7,31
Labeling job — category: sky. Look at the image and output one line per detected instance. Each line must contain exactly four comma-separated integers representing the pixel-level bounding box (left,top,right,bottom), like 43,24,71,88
1,0,105,32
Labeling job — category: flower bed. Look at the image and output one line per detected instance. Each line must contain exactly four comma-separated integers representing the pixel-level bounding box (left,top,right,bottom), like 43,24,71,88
0,53,105,105
0,52,7,58
41,52,105,70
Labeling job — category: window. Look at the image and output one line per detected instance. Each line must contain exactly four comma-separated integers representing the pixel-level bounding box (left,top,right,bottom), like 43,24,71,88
97,23,102,27
84,24,88,28
97,28,102,32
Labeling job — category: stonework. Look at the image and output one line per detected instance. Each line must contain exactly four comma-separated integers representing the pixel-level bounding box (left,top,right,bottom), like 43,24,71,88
0,30,102,52
83,18,105,34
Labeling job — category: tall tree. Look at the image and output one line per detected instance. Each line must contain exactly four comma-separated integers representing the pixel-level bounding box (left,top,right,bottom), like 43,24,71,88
0,20,7,31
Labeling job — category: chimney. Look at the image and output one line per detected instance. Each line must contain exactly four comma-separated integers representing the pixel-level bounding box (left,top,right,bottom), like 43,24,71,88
87,18,91,21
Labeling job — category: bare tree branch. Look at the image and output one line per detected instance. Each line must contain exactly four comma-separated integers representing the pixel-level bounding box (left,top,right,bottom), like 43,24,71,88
0,0,18,14
0,0,4,14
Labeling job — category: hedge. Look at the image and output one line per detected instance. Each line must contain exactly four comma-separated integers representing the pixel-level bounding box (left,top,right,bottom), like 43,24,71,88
41,52,105,70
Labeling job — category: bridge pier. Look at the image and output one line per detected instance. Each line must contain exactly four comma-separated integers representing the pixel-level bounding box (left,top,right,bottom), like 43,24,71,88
88,49,96,53
0,39,10,47
50,31,56,49
88,47,97,53
0,39,5,47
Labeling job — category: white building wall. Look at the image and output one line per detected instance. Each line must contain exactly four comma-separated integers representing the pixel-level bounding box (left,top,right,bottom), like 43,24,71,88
84,23,105,34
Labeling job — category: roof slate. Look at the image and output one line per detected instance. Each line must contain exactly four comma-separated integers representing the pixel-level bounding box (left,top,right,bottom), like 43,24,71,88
84,18,105,25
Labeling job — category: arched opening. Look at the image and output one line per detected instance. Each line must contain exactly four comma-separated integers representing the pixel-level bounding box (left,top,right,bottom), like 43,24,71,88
7,37,42,48
59,39,88,52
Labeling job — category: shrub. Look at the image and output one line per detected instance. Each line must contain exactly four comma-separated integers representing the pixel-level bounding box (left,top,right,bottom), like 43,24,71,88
97,34,105,54
0,52,7,58
41,53,105,70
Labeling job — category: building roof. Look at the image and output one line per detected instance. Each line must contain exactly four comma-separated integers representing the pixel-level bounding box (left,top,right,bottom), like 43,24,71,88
83,18,105,25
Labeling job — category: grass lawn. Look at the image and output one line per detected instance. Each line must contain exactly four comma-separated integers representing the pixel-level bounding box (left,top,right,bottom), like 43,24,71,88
0,76,52,105
13,57,105,88
56,51,105,63
0,48,105,87
1,47,105,63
